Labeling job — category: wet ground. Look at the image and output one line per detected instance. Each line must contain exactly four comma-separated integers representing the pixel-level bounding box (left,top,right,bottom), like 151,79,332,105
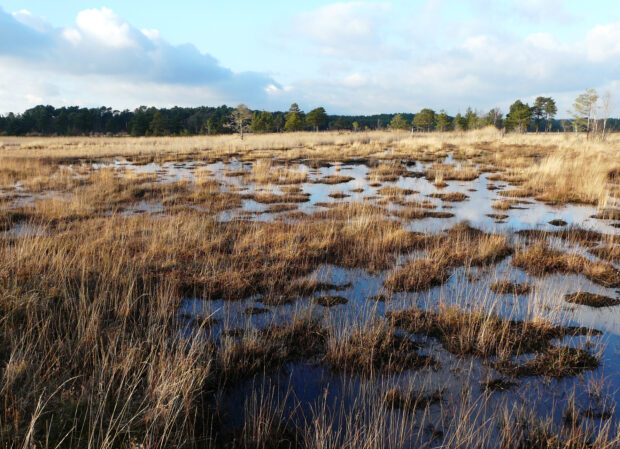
3,154,620,446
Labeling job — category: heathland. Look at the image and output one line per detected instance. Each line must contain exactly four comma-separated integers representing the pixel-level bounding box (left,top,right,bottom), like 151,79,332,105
1,128,619,448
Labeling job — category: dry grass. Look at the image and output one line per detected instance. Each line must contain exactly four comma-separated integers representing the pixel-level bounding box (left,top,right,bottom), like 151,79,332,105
326,326,436,375
512,243,620,287
489,281,531,295
494,346,600,378
0,130,618,448
387,306,595,359
565,292,620,308
428,192,469,202
385,223,512,292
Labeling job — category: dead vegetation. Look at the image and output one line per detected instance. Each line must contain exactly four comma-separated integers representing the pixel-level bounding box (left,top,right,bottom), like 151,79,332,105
494,346,599,378
384,388,442,411
385,224,512,292
489,281,531,295
0,130,618,448
326,327,436,375
387,306,595,359
565,292,620,308
512,243,620,288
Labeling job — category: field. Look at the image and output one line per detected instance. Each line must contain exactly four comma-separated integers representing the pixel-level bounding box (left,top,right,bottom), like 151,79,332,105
1,128,619,448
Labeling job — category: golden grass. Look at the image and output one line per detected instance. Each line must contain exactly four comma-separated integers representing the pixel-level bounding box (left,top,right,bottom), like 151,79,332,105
0,129,618,448
2,128,618,205
512,243,620,287
387,305,596,359
385,224,512,292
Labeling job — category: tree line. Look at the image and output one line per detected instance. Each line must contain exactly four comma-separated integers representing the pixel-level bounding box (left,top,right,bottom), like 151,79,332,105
0,89,616,137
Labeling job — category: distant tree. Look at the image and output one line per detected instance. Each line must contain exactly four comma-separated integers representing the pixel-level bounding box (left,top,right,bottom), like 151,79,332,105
532,97,556,132
435,110,451,132
486,107,503,128
284,113,304,131
352,121,360,132
570,89,598,137
332,117,350,130
229,104,252,139
453,113,467,131
130,106,153,136
413,109,436,132
284,103,304,132
504,100,532,132
274,114,285,132
464,107,480,130
601,91,613,141
390,114,409,130
532,97,546,132
251,110,275,133
149,110,169,136
306,107,328,131
542,98,557,132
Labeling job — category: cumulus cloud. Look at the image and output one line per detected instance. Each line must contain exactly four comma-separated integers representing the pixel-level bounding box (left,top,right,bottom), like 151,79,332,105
294,2,397,59
284,1,620,114
1,2,620,116
585,22,620,62
512,0,574,22
0,7,278,110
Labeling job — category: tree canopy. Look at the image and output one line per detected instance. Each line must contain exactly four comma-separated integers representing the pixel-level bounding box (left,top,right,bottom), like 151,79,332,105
504,100,532,132
390,114,410,130
0,95,616,137
306,107,328,131
413,109,436,132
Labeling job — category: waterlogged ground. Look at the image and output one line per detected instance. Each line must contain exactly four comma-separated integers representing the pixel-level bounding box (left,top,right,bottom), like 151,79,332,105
2,150,620,447
76,155,619,232
143,156,620,445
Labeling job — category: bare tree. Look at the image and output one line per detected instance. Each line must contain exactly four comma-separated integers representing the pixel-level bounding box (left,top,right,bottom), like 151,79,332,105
601,91,613,141
570,88,598,139
229,104,252,140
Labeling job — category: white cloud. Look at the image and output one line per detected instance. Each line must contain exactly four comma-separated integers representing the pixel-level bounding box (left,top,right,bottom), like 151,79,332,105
0,6,278,110
61,28,82,46
141,28,161,42
74,7,137,49
512,0,574,23
585,22,620,62
295,2,394,59
11,9,51,33
1,2,619,116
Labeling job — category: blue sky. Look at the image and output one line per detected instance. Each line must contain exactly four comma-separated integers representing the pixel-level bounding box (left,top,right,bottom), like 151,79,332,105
1,0,619,115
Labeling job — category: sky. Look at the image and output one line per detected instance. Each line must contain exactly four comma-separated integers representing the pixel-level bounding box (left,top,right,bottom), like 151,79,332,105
0,0,619,116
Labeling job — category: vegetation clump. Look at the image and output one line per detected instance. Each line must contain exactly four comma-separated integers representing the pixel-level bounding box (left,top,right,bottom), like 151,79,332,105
494,346,599,378
480,378,518,392
490,281,531,295
565,292,620,308
428,192,469,202
387,306,594,358
384,388,442,411
384,259,451,292
327,328,436,374
385,224,512,292
512,243,620,287
311,175,354,185
313,295,348,307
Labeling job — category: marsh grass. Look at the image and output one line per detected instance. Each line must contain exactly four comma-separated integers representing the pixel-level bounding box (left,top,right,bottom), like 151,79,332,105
326,326,436,375
565,292,620,308
387,306,595,359
490,281,531,295
512,243,620,287
1,130,619,448
385,223,512,292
